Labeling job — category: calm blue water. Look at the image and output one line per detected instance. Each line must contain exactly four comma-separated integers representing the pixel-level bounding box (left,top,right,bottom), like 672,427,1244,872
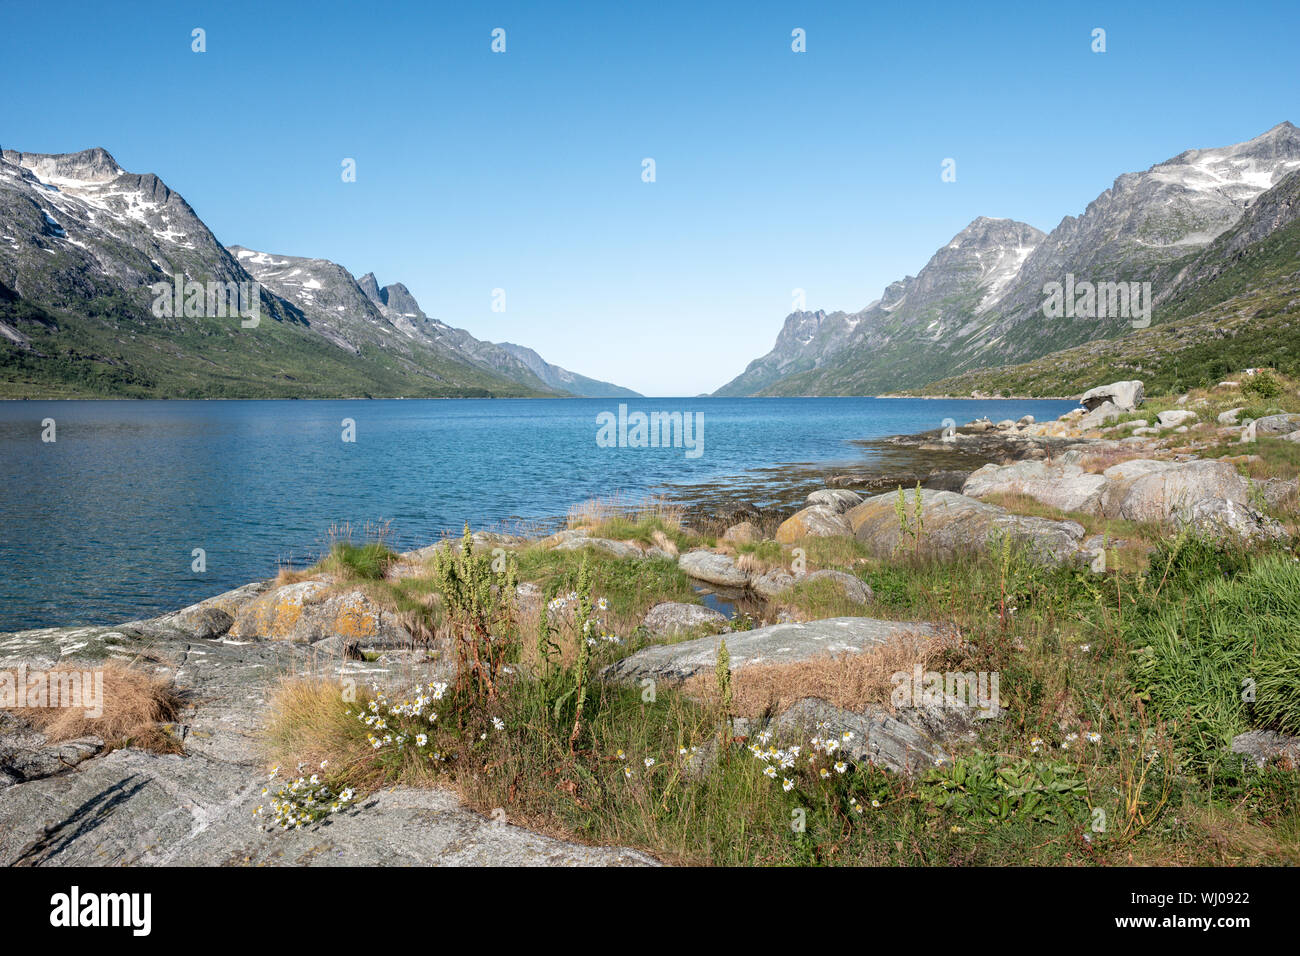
0,397,1075,629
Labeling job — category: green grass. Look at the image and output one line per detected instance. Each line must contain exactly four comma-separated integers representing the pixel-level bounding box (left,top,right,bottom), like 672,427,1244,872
514,545,700,621
1135,553,1300,757
313,541,399,581
265,522,1300,865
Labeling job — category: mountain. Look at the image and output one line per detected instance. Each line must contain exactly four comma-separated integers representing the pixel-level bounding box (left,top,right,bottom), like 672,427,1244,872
717,122,1300,397
0,146,633,398
496,342,640,398
911,167,1300,398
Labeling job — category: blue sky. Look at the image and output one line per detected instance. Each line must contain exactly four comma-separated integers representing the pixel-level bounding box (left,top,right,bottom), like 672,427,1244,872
3,0,1297,395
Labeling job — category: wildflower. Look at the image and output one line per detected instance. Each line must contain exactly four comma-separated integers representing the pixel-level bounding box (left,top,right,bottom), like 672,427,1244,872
416,733,428,747
615,749,626,761
1085,731,1102,744
644,757,655,768
597,597,608,611
782,778,794,792
819,768,830,779
1079,644,1090,652
834,762,847,774
763,766,777,778
871,799,881,808
492,717,505,731
623,766,634,779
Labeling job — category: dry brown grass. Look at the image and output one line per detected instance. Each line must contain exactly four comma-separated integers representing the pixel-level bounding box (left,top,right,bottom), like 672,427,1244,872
8,661,185,754
678,631,953,718
261,677,439,790
567,494,684,531
274,565,317,586
1067,446,1151,474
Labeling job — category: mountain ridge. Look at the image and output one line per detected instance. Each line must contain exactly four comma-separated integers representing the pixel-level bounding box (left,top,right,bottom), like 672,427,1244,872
715,122,1300,398
0,146,635,399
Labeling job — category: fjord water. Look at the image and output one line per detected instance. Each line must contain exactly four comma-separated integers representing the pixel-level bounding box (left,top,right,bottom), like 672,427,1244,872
0,397,1075,630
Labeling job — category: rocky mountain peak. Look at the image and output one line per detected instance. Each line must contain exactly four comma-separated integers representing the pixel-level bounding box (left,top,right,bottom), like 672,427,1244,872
357,272,383,306
2,146,124,185
379,282,423,317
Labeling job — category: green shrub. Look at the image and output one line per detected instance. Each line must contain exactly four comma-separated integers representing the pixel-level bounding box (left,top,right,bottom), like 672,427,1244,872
1241,370,1283,400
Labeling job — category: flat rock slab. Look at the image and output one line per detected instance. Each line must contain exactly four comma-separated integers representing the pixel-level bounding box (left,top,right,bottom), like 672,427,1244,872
0,744,654,866
602,617,946,685
1,595,654,866
770,697,975,776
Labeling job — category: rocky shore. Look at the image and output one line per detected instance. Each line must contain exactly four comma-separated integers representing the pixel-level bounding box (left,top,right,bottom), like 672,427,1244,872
3,378,1298,866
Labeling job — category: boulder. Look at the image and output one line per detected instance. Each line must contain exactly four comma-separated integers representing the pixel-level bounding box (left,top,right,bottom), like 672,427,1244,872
805,489,863,514
774,505,853,543
1078,401,1122,429
802,569,873,605
844,490,1086,565
769,698,977,776
1252,477,1299,511
171,604,235,640
228,583,412,647
227,581,330,640
750,567,798,599
641,602,728,638
1217,407,1245,426
678,550,750,588
1156,409,1198,428
1252,413,1300,437
1103,459,1250,523
1080,380,1144,412
722,521,760,545
601,617,948,685
1181,499,1289,544
1231,730,1300,769
961,460,1108,514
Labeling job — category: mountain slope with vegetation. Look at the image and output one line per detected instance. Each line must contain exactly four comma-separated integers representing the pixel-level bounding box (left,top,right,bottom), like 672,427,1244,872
716,123,1300,398
0,147,629,399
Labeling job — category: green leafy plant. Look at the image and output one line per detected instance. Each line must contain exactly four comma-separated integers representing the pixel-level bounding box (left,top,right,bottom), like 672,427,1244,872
920,751,1088,825
432,524,519,708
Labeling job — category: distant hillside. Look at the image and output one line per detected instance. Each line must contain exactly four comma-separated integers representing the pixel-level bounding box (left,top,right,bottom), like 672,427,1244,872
0,147,633,399
908,182,1300,399
715,122,1300,398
